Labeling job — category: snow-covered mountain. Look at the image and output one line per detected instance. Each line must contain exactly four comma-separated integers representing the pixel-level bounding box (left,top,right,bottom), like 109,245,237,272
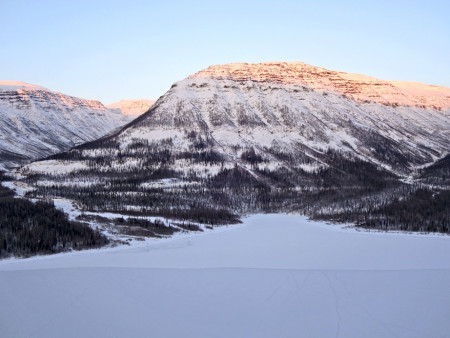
107,99,155,116
0,81,136,169
95,61,449,177
22,62,450,230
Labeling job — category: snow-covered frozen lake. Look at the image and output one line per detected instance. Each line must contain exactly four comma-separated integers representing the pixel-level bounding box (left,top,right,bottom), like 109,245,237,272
1,214,449,338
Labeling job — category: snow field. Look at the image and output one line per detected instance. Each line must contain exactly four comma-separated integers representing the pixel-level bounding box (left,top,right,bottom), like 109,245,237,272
1,214,449,338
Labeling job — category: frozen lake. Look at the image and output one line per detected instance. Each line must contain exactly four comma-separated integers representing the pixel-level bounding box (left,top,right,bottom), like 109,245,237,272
1,214,449,338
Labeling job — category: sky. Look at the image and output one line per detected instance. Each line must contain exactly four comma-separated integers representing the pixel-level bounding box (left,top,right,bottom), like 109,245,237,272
1,0,449,104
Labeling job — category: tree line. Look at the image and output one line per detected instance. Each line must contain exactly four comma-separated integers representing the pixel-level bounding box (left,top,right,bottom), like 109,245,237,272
23,133,450,234
0,171,109,258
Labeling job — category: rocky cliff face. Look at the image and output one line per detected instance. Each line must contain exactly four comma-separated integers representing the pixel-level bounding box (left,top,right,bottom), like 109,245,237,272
0,81,134,169
192,62,450,111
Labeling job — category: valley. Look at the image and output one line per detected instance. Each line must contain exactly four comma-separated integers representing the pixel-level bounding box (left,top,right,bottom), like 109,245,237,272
12,62,449,235
3,3,449,337
1,62,449,261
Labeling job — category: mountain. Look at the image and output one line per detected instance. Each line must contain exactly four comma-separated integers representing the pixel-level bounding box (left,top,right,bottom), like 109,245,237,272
21,62,450,231
107,99,155,116
0,81,136,169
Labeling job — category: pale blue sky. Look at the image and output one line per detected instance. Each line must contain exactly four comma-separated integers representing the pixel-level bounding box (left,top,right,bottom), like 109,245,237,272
1,0,449,104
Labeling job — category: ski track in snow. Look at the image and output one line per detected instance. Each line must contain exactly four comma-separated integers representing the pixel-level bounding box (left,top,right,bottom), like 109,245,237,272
1,214,449,338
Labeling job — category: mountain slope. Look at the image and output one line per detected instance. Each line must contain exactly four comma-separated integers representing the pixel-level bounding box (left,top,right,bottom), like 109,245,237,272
0,81,135,169
22,62,450,231
107,99,155,116
124,74,448,174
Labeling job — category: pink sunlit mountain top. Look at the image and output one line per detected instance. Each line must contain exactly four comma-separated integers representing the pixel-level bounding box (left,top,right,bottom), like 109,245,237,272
0,80,49,91
107,99,155,116
191,62,450,111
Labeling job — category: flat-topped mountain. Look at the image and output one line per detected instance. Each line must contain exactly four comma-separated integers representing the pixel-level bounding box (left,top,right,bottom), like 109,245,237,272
0,81,135,169
124,62,448,175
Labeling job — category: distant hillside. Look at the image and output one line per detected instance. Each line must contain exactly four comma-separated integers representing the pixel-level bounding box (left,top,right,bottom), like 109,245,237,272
0,81,135,169
107,99,155,116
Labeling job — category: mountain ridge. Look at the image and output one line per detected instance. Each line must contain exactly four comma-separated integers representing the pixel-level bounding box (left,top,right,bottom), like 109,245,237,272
0,81,136,169
191,62,450,111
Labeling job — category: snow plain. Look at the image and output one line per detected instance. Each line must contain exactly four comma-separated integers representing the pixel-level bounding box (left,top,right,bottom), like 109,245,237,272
1,214,449,338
